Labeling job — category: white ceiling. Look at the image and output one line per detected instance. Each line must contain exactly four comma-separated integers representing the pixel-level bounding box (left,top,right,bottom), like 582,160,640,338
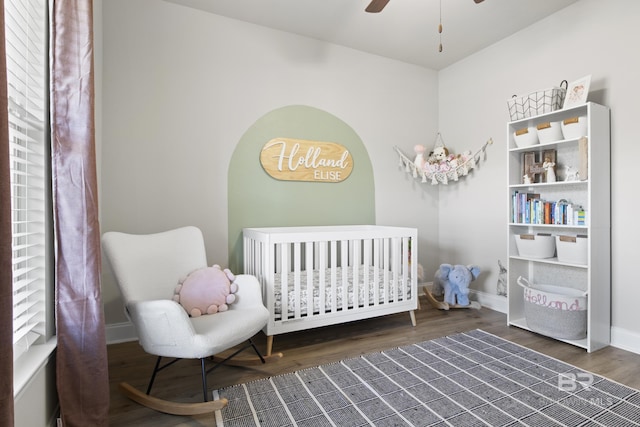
163,0,579,70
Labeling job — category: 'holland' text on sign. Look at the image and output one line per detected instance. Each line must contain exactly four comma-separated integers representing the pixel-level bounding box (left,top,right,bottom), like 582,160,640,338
260,137,353,182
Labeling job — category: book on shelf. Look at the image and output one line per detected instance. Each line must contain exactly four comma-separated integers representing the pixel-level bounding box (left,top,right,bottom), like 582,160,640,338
512,191,587,225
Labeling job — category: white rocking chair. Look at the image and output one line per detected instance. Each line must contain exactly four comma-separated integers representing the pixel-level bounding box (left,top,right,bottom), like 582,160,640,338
102,226,281,415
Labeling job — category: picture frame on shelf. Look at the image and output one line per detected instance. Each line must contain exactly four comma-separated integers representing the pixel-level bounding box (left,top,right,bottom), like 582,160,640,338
563,75,591,109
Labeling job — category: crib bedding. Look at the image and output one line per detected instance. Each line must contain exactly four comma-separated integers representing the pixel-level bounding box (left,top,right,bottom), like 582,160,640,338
273,265,412,317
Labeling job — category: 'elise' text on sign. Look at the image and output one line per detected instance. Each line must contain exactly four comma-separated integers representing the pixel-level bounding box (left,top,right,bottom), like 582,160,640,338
260,138,353,182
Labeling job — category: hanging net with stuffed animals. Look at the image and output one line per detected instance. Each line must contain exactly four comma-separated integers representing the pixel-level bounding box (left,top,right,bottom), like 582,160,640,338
394,133,493,185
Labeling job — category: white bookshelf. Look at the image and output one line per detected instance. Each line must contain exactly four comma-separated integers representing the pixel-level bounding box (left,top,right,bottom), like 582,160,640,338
506,102,610,352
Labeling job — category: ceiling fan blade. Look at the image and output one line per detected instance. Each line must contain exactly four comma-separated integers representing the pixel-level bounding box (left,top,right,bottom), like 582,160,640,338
365,0,390,13
474,0,485,3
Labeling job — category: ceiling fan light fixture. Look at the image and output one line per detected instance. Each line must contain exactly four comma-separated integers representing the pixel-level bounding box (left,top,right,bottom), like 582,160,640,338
365,0,390,13
366,0,485,53
438,0,443,52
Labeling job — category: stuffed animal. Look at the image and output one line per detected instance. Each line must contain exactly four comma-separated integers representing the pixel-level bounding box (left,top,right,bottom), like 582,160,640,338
173,264,239,317
413,144,427,170
432,146,449,163
432,263,480,306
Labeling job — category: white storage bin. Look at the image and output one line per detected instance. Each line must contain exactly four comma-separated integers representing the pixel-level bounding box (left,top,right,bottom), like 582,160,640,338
536,121,562,144
514,234,555,259
513,126,539,148
556,235,588,265
561,115,588,139
518,277,587,340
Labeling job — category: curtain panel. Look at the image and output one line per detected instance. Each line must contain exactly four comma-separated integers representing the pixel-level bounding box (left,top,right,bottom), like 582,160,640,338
50,1,109,425
0,0,15,424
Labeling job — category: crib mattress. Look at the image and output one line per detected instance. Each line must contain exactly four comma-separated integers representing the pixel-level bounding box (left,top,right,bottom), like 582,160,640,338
272,265,412,318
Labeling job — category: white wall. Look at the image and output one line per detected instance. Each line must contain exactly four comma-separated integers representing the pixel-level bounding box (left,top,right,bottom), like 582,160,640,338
14,352,58,427
437,0,640,351
100,0,440,325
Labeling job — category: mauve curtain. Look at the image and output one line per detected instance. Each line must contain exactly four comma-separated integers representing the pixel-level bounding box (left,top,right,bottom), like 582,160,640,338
50,1,109,426
0,0,15,424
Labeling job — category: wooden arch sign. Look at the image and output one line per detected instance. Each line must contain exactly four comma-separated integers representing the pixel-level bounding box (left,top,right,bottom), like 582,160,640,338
260,137,353,182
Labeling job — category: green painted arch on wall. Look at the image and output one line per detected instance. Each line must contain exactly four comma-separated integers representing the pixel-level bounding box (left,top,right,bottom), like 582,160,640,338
228,105,375,272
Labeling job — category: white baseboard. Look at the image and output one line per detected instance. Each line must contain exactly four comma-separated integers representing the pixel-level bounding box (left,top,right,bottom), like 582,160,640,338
610,326,640,355
105,321,137,344
470,289,507,313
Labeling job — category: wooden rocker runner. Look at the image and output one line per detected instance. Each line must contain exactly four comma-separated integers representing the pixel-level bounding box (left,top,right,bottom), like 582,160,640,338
422,285,481,310
118,343,283,416
119,382,227,416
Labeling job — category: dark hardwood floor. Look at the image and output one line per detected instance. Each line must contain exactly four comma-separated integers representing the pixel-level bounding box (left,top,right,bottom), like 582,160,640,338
107,298,640,426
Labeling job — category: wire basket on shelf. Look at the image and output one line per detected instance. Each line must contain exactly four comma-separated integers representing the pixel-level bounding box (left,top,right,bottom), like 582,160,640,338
507,80,568,121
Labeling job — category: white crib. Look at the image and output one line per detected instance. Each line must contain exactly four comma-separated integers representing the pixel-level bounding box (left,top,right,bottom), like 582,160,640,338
243,225,418,355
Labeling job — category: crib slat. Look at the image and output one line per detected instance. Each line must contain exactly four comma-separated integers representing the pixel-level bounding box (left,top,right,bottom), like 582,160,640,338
351,239,360,311
383,238,390,303
294,242,301,319
402,236,409,301
243,236,249,273
280,243,289,319
305,241,313,319
318,241,327,315
373,238,380,306
363,238,371,308
266,242,275,320
392,237,400,303
330,240,337,313
257,240,266,307
341,240,348,312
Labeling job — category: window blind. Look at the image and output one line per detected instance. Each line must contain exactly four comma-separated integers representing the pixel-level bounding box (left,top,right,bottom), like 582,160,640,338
5,0,48,361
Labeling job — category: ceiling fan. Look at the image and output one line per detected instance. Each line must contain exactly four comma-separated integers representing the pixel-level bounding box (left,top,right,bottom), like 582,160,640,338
365,0,484,13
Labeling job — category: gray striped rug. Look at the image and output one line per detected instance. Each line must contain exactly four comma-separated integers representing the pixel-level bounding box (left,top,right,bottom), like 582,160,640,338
213,330,640,426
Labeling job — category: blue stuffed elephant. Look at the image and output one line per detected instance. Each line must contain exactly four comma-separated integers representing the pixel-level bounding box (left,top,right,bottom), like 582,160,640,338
433,263,481,306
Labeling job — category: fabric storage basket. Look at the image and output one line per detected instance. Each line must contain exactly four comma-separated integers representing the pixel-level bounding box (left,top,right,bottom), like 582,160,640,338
507,80,568,121
556,235,588,265
514,233,555,259
518,276,587,340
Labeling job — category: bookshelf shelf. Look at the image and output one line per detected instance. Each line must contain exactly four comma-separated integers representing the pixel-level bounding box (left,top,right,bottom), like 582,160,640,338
509,181,587,190
508,137,585,153
509,255,589,269
508,223,588,230
506,102,611,352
